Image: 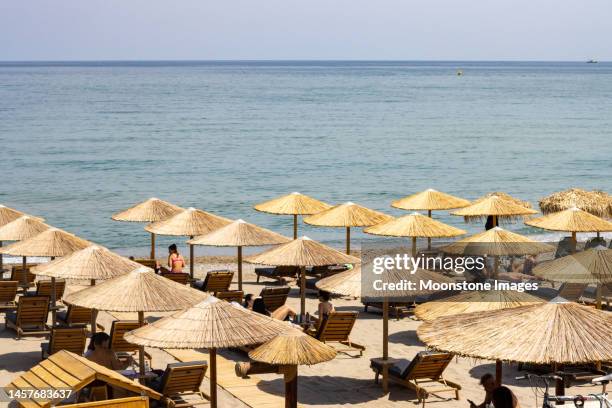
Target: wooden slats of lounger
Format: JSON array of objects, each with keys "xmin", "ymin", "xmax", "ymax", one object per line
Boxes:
[{"xmin": 61, "ymin": 396, "xmax": 149, "ymax": 408}]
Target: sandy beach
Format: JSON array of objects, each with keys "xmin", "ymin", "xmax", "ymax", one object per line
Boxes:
[{"xmin": 1, "ymin": 260, "xmax": 605, "ymax": 408}]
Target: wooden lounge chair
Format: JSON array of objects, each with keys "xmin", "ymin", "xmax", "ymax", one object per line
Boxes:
[
  {"xmin": 215, "ymin": 290, "xmax": 244, "ymax": 303},
  {"xmin": 308, "ymin": 311, "xmax": 365, "ymax": 357},
  {"xmin": 57, "ymin": 304, "xmax": 104, "ymax": 331},
  {"xmin": 29, "ymin": 279, "xmax": 66, "ymax": 301},
  {"xmin": 161, "ymin": 272, "xmax": 191, "ymax": 285},
  {"xmin": 259, "ymin": 286, "xmax": 290, "ymax": 312},
  {"xmin": 194, "ymin": 271, "xmax": 233, "ymax": 293},
  {"xmin": 0, "ymin": 280, "xmax": 18, "ymax": 310},
  {"xmin": 6, "ymin": 264, "xmax": 37, "ymax": 287},
  {"xmin": 151, "ymin": 361, "xmax": 209, "ymax": 407},
  {"xmin": 4, "ymin": 295, "xmax": 49, "ymax": 338},
  {"xmin": 255, "ymin": 265, "xmax": 299, "ymax": 283},
  {"xmin": 363, "ymin": 300, "xmax": 414, "ymax": 320},
  {"xmin": 41, "ymin": 327, "xmax": 87, "ymax": 359},
  {"xmin": 110, "ymin": 320, "xmax": 152, "ymax": 366},
  {"xmin": 558, "ymin": 282, "xmax": 588, "ymax": 302},
  {"xmin": 134, "ymin": 258, "xmax": 157, "ymax": 269},
  {"xmin": 60, "ymin": 396, "xmax": 150, "ymax": 408},
  {"xmin": 370, "ymin": 351, "xmax": 461, "ymax": 407}
]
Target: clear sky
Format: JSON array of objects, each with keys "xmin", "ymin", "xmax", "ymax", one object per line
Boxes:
[{"xmin": 2, "ymin": 0, "xmax": 610, "ymax": 61}]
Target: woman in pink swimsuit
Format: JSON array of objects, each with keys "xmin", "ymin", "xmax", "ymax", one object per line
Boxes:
[{"xmin": 167, "ymin": 244, "xmax": 185, "ymax": 273}]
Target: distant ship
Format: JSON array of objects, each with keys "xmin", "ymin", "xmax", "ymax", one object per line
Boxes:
[{"xmin": 586, "ymin": 59, "xmax": 598, "ymax": 63}]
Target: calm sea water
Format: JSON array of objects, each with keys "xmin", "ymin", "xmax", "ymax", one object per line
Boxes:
[{"xmin": 0, "ymin": 61, "xmax": 611, "ymax": 257}]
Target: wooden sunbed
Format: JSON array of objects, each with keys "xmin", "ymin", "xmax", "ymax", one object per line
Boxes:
[
  {"xmin": 57, "ymin": 304, "xmax": 104, "ymax": 332},
  {"xmin": 363, "ymin": 300, "xmax": 414, "ymax": 320},
  {"xmin": 151, "ymin": 361, "xmax": 209, "ymax": 407},
  {"xmin": 0, "ymin": 280, "xmax": 18, "ymax": 310},
  {"xmin": 255, "ymin": 265, "xmax": 299, "ymax": 283},
  {"xmin": 60, "ymin": 396, "xmax": 150, "ymax": 408},
  {"xmin": 308, "ymin": 311, "xmax": 365, "ymax": 357},
  {"xmin": 134, "ymin": 258, "xmax": 157, "ymax": 269},
  {"xmin": 41, "ymin": 327, "xmax": 87, "ymax": 359},
  {"xmin": 29, "ymin": 279, "xmax": 67, "ymax": 301},
  {"xmin": 215, "ymin": 290, "xmax": 244, "ymax": 303},
  {"xmin": 194, "ymin": 271, "xmax": 234, "ymax": 293},
  {"xmin": 4, "ymin": 295, "xmax": 50, "ymax": 338},
  {"xmin": 6, "ymin": 263, "xmax": 37, "ymax": 287},
  {"xmin": 110, "ymin": 320, "xmax": 151, "ymax": 366},
  {"xmin": 370, "ymin": 351, "xmax": 461, "ymax": 407},
  {"xmin": 259, "ymin": 286, "xmax": 290, "ymax": 312},
  {"xmin": 558, "ymin": 282, "xmax": 588, "ymax": 302},
  {"xmin": 161, "ymin": 272, "xmax": 191, "ymax": 285}
]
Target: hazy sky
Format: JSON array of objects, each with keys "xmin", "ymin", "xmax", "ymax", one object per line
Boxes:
[{"xmin": 2, "ymin": 0, "xmax": 610, "ymax": 61}]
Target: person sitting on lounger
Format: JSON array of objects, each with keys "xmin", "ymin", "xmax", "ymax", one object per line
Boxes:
[
  {"xmin": 252, "ymin": 297, "xmax": 296, "ymax": 321},
  {"xmin": 167, "ymin": 244, "xmax": 185, "ymax": 273},
  {"xmin": 471, "ymin": 374, "xmax": 519, "ymax": 408},
  {"xmin": 242, "ymin": 293, "xmax": 254, "ymax": 309},
  {"xmin": 85, "ymin": 332, "xmax": 131, "ymax": 370},
  {"xmin": 315, "ymin": 291, "xmax": 335, "ymax": 324},
  {"xmin": 491, "ymin": 386, "xmax": 519, "ymax": 408}
]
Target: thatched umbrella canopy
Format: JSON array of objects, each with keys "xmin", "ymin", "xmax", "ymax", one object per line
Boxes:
[
  {"xmin": 451, "ymin": 194, "xmax": 537, "ymax": 227},
  {"xmin": 304, "ymin": 202, "xmax": 392, "ymax": 254},
  {"xmin": 187, "ymin": 219, "xmax": 290, "ymax": 290},
  {"xmin": 246, "ymin": 237, "xmax": 360, "ymax": 316},
  {"xmin": 254, "ymin": 192, "xmax": 331, "ymax": 239},
  {"xmin": 417, "ymin": 299, "xmax": 612, "ymax": 384},
  {"xmin": 442, "ymin": 227, "xmax": 554, "ymax": 278},
  {"xmin": 64, "ymin": 265, "xmax": 207, "ymax": 377},
  {"xmin": 146, "ymin": 207, "xmax": 232, "ymax": 279},
  {"xmin": 392, "ymin": 189, "xmax": 470, "ymax": 211},
  {"xmin": 111, "ymin": 197, "xmax": 183, "ymax": 259},
  {"xmin": 0, "ymin": 205, "xmax": 27, "ymax": 272},
  {"xmin": 533, "ymin": 246, "xmax": 612, "ymax": 308},
  {"xmin": 364, "ymin": 212, "xmax": 466, "ymax": 256},
  {"xmin": 124, "ymin": 296, "xmax": 292, "ymax": 408},
  {"xmin": 539, "ymin": 188, "xmax": 612, "ymax": 219},
  {"xmin": 414, "ymin": 290, "xmax": 544, "ymax": 321},
  {"xmin": 249, "ymin": 331, "xmax": 336, "ymax": 408},
  {"xmin": 0, "ymin": 215, "xmax": 50, "ymax": 242},
  {"xmin": 315, "ymin": 265, "xmax": 361, "ymax": 298},
  {"xmin": 526, "ymin": 207, "xmax": 612, "ymax": 252}
]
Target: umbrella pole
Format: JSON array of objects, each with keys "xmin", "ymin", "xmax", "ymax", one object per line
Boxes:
[
  {"xmin": 492, "ymin": 215, "xmax": 498, "ymax": 228},
  {"xmin": 189, "ymin": 238, "xmax": 194, "ymax": 280},
  {"xmin": 427, "ymin": 210, "xmax": 432, "ymax": 250},
  {"xmin": 210, "ymin": 348, "xmax": 218, "ymax": 408},
  {"xmin": 596, "ymin": 283, "xmax": 602, "ymax": 309},
  {"xmin": 284, "ymin": 365, "xmax": 298, "ymax": 408},
  {"xmin": 411, "ymin": 237, "xmax": 417, "ymax": 258},
  {"xmin": 237, "ymin": 246, "xmax": 243, "ymax": 291},
  {"xmin": 22, "ymin": 256, "xmax": 27, "ymax": 288},
  {"xmin": 495, "ymin": 360, "xmax": 502, "ymax": 387},
  {"xmin": 299, "ymin": 266, "xmax": 306, "ymax": 318},
  {"xmin": 382, "ymin": 297, "xmax": 389, "ymax": 394},
  {"xmin": 0, "ymin": 241, "xmax": 3, "ymax": 273},
  {"xmin": 346, "ymin": 227, "xmax": 351, "ymax": 255},
  {"xmin": 90, "ymin": 279, "xmax": 97, "ymax": 335},
  {"xmin": 494, "ymin": 256, "xmax": 499, "ymax": 279},
  {"xmin": 571, "ymin": 231, "xmax": 577, "ymax": 253},
  {"xmin": 50, "ymin": 277, "xmax": 57, "ymax": 326},
  {"xmin": 150, "ymin": 233, "xmax": 156, "ymax": 260},
  {"xmin": 138, "ymin": 311, "xmax": 146, "ymax": 382},
  {"xmin": 293, "ymin": 215, "xmax": 298, "ymax": 240}
]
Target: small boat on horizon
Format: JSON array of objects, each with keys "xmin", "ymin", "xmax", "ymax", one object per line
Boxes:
[{"xmin": 586, "ymin": 59, "xmax": 598, "ymax": 63}]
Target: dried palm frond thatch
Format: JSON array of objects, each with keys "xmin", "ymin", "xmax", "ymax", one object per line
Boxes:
[
  {"xmin": 417, "ymin": 300, "xmax": 612, "ymax": 364},
  {"xmin": 539, "ymin": 189, "xmax": 612, "ymax": 218},
  {"xmin": 414, "ymin": 290, "xmax": 544, "ymax": 321},
  {"xmin": 249, "ymin": 331, "xmax": 337, "ymax": 366},
  {"xmin": 145, "ymin": 207, "xmax": 231, "ymax": 237},
  {"xmin": 245, "ymin": 237, "xmax": 360, "ymax": 266},
  {"xmin": 0, "ymin": 205, "xmax": 26, "ymax": 227},
  {"xmin": 442, "ymin": 227, "xmax": 555, "ymax": 256},
  {"xmin": 304, "ymin": 202, "xmax": 392, "ymax": 227},
  {"xmin": 451, "ymin": 194, "xmax": 537, "ymax": 223},
  {"xmin": 32, "ymin": 245, "xmax": 142, "ymax": 281},
  {"xmin": 525, "ymin": 207, "xmax": 612, "ymax": 233},
  {"xmin": 63, "ymin": 266, "xmax": 207, "ymax": 312},
  {"xmin": 0, "ymin": 215, "xmax": 50, "ymax": 242},
  {"xmin": 364, "ymin": 212, "xmax": 466, "ymax": 238},
  {"xmin": 0, "ymin": 227, "xmax": 92, "ymax": 257},
  {"xmin": 533, "ymin": 246, "xmax": 612, "ymax": 284},
  {"xmin": 188, "ymin": 219, "xmax": 289, "ymax": 247},
  {"xmin": 254, "ymin": 192, "xmax": 331, "ymax": 215},
  {"xmin": 111, "ymin": 197, "xmax": 183, "ymax": 222},
  {"xmin": 392, "ymin": 189, "xmax": 471, "ymax": 211},
  {"xmin": 315, "ymin": 265, "xmax": 362, "ymax": 297}
]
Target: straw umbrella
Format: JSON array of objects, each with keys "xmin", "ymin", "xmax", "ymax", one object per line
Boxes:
[
  {"xmin": 124, "ymin": 296, "xmax": 292, "ymax": 408},
  {"xmin": 417, "ymin": 299, "xmax": 612, "ymax": 386},
  {"xmin": 254, "ymin": 192, "xmax": 331, "ymax": 239},
  {"xmin": 112, "ymin": 198, "xmax": 183, "ymax": 259},
  {"xmin": 0, "ymin": 205, "xmax": 27, "ymax": 272},
  {"xmin": 391, "ymin": 189, "xmax": 471, "ymax": 249},
  {"xmin": 539, "ymin": 188, "xmax": 612, "ymax": 219},
  {"xmin": 533, "ymin": 246, "xmax": 612, "ymax": 308},
  {"xmin": 452, "ymin": 194, "xmax": 537, "ymax": 227},
  {"xmin": 364, "ymin": 212, "xmax": 466, "ymax": 257},
  {"xmin": 145, "ymin": 207, "xmax": 232, "ymax": 279},
  {"xmin": 32, "ymin": 245, "xmax": 144, "ymax": 330},
  {"xmin": 414, "ymin": 290, "xmax": 544, "ymax": 321},
  {"xmin": 315, "ymin": 265, "xmax": 362, "ymax": 298},
  {"xmin": 361, "ymin": 261, "xmax": 455, "ymax": 394},
  {"xmin": 526, "ymin": 207, "xmax": 612, "ymax": 253},
  {"xmin": 63, "ymin": 266, "xmax": 207, "ymax": 379},
  {"xmin": 443, "ymin": 227, "xmax": 554, "ymax": 277},
  {"xmin": 304, "ymin": 202, "xmax": 392, "ymax": 254},
  {"xmin": 246, "ymin": 237, "xmax": 360, "ymax": 316},
  {"xmin": 249, "ymin": 331, "xmax": 337, "ymax": 408},
  {"xmin": 187, "ymin": 219, "xmax": 290, "ymax": 291}
]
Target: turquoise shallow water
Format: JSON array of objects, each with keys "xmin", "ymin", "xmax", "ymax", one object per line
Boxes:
[{"xmin": 0, "ymin": 61, "xmax": 610, "ymax": 256}]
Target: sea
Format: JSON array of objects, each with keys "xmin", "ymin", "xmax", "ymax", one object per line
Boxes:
[{"xmin": 0, "ymin": 61, "xmax": 611, "ymax": 259}]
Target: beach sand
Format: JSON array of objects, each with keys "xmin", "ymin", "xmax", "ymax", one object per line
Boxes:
[{"xmin": 0, "ymin": 261, "xmax": 605, "ymax": 408}]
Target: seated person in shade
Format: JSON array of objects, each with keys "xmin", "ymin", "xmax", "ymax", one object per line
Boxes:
[
  {"xmin": 242, "ymin": 293, "xmax": 254, "ymax": 310},
  {"xmin": 470, "ymin": 374, "xmax": 519, "ymax": 408},
  {"xmin": 167, "ymin": 244, "xmax": 185, "ymax": 273},
  {"xmin": 314, "ymin": 291, "xmax": 335, "ymax": 324},
  {"xmin": 85, "ymin": 332, "xmax": 131, "ymax": 370},
  {"xmin": 252, "ymin": 297, "xmax": 296, "ymax": 321},
  {"xmin": 491, "ymin": 385, "xmax": 520, "ymax": 408}
]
